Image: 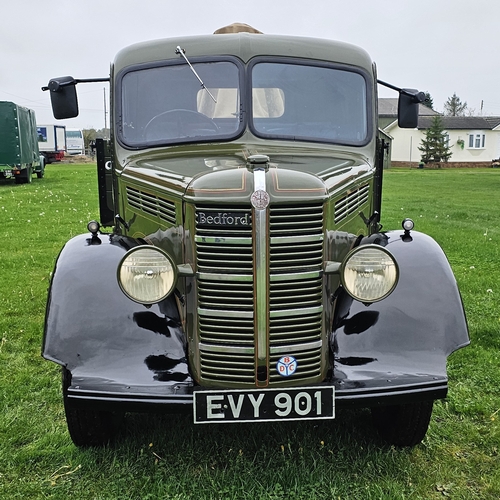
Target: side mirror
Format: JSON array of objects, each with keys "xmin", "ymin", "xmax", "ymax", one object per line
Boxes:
[
  {"xmin": 398, "ymin": 89, "xmax": 425, "ymax": 128},
  {"xmin": 43, "ymin": 76, "xmax": 79, "ymax": 119}
]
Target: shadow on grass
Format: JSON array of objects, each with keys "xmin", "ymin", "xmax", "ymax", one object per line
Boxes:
[{"xmin": 111, "ymin": 407, "xmax": 387, "ymax": 458}]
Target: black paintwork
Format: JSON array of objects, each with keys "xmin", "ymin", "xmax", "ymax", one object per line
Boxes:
[
  {"xmin": 43, "ymin": 226, "xmax": 468, "ymax": 412},
  {"xmin": 43, "ymin": 233, "xmax": 192, "ymax": 411},
  {"xmin": 331, "ymin": 229, "xmax": 469, "ymax": 406}
]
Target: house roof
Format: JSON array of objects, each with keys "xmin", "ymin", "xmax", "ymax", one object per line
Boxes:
[
  {"xmin": 484, "ymin": 116, "xmax": 500, "ymax": 129},
  {"xmin": 417, "ymin": 116, "xmax": 500, "ymax": 130},
  {"xmin": 378, "ymin": 98, "xmax": 439, "ymax": 117}
]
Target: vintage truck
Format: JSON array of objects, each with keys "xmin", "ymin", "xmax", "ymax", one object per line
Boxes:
[
  {"xmin": 0, "ymin": 101, "xmax": 45, "ymax": 183},
  {"xmin": 42, "ymin": 23, "xmax": 469, "ymax": 447}
]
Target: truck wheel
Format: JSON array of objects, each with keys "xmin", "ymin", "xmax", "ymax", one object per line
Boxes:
[
  {"xmin": 36, "ymin": 169, "xmax": 44, "ymax": 179},
  {"xmin": 371, "ymin": 400, "xmax": 434, "ymax": 447},
  {"xmin": 62, "ymin": 367, "xmax": 120, "ymax": 447}
]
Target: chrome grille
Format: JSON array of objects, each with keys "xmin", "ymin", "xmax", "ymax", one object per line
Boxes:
[
  {"xmin": 270, "ymin": 205, "xmax": 323, "ymax": 237},
  {"xmin": 195, "ymin": 202, "xmax": 324, "ymax": 386},
  {"xmin": 269, "ymin": 277, "xmax": 323, "ymax": 312},
  {"xmin": 126, "ymin": 187, "xmax": 176, "ymax": 224},
  {"xmin": 334, "ymin": 184, "xmax": 369, "ymax": 224},
  {"xmin": 199, "ymin": 349, "xmax": 255, "ymax": 383}
]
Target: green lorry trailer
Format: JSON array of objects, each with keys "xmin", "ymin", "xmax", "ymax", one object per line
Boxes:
[{"xmin": 0, "ymin": 101, "xmax": 45, "ymax": 184}]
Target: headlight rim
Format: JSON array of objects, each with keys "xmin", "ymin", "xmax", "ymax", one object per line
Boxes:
[
  {"xmin": 340, "ymin": 244, "xmax": 399, "ymax": 303},
  {"xmin": 117, "ymin": 245, "xmax": 177, "ymax": 305}
]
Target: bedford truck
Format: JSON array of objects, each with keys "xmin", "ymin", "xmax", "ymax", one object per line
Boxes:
[
  {"xmin": 41, "ymin": 23, "xmax": 469, "ymax": 447},
  {"xmin": 0, "ymin": 101, "xmax": 45, "ymax": 184}
]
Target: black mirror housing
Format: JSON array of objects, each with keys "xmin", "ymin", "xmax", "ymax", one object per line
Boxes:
[
  {"xmin": 45, "ymin": 76, "xmax": 79, "ymax": 119},
  {"xmin": 398, "ymin": 89, "xmax": 425, "ymax": 129}
]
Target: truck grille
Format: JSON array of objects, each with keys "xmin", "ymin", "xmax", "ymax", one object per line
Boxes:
[{"xmin": 195, "ymin": 203, "xmax": 324, "ymax": 386}]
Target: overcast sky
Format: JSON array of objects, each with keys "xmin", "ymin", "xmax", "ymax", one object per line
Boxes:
[{"xmin": 2, "ymin": 0, "xmax": 499, "ymax": 130}]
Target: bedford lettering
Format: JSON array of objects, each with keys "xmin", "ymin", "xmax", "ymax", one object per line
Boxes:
[{"xmin": 197, "ymin": 212, "xmax": 250, "ymax": 227}]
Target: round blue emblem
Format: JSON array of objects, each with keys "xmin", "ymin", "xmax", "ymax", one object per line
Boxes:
[{"xmin": 276, "ymin": 356, "xmax": 297, "ymax": 377}]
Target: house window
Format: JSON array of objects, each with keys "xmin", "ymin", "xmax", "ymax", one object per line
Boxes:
[{"xmin": 468, "ymin": 132, "xmax": 485, "ymax": 149}]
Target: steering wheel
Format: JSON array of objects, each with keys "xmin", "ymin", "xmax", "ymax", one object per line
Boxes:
[{"xmin": 144, "ymin": 109, "xmax": 219, "ymax": 141}]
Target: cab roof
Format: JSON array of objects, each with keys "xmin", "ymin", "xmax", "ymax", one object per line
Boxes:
[{"xmin": 113, "ymin": 29, "xmax": 374, "ymax": 75}]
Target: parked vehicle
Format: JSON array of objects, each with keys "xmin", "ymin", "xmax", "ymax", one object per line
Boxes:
[
  {"xmin": 66, "ymin": 128, "xmax": 85, "ymax": 155},
  {"xmin": 37, "ymin": 124, "xmax": 66, "ymax": 163},
  {"xmin": 0, "ymin": 101, "xmax": 45, "ymax": 184},
  {"xmin": 42, "ymin": 24, "xmax": 469, "ymax": 447}
]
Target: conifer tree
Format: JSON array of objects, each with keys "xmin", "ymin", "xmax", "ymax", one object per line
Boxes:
[
  {"xmin": 444, "ymin": 93, "xmax": 467, "ymax": 116},
  {"xmin": 418, "ymin": 116, "xmax": 452, "ymax": 163}
]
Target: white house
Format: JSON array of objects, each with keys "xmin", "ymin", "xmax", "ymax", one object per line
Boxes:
[{"xmin": 379, "ymin": 98, "xmax": 500, "ymax": 165}]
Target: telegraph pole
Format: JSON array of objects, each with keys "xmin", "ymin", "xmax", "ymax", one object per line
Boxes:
[{"xmin": 103, "ymin": 87, "xmax": 108, "ymax": 139}]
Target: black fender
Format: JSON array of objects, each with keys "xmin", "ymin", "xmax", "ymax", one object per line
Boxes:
[
  {"xmin": 43, "ymin": 233, "xmax": 192, "ymax": 407},
  {"xmin": 331, "ymin": 230, "xmax": 469, "ymax": 400}
]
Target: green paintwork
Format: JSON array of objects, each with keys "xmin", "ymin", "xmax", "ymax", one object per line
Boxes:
[
  {"xmin": 109, "ymin": 31, "xmax": 379, "ymax": 389},
  {"xmin": 0, "ymin": 101, "xmax": 41, "ymax": 170}
]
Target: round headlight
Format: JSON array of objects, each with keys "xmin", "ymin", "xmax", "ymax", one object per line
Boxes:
[
  {"xmin": 117, "ymin": 246, "xmax": 177, "ymax": 304},
  {"xmin": 341, "ymin": 245, "xmax": 399, "ymax": 303}
]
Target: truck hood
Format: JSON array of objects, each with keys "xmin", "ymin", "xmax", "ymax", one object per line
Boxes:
[{"xmin": 121, "ymin": 149, "xmax": 373, "ymax": 202}]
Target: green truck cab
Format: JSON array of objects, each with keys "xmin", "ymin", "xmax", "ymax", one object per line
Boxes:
[
  {"xmin": 42, "ymin": 24, "xmax": 469, "ymax": 447},
  {"xmin": 0, "ymin": 101, "xmax": 45, "ymax": 183}
]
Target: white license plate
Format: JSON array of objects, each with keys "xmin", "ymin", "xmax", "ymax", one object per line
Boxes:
[{"xmin": 193, "ymin": 386, "xmax": 335, "ymax": 423}]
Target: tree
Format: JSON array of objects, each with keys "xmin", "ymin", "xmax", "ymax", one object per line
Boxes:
[
  {"xmin": 82, "ymin": 128, "xmax": 97, "ymax": 150},
  {"xmin": 418, "ymin": 115, "xmax": 452, "ymax": 164},
  {"xmin": 422, "ymin": 91, "xmax": 434, "ymax": 110},
  {"xmin": 444, "ymin": 93, "xmax": 467, "ymax": 116}
]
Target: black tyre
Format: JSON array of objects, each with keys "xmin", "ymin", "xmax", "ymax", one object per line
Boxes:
[
  {"xmin": 36, "ymin": 169, "xmax": 44, "ymax": 179},
  {"xmin": 62, "ymin": 367, "xmax": 120, "ymax": 447},
  {"xmin": 371, "ymin": 400, "xmax": 434, "ymax": 447},
  {"xmin": 15, "ymin": 166, "xmax": 33, "ymax": 184}
]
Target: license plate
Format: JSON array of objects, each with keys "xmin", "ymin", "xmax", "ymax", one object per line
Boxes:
[{"xmin": 193, "ymin": 386, "xmax": 335, "ymax": 423}]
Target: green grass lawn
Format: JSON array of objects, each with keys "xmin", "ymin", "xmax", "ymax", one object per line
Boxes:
[{"xmin": 0, "ymin": 165, "xmax": 499, "ymax": 499}]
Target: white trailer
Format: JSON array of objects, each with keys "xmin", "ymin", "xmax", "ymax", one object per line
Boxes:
[
  {"xmin": 66, "ymin": 128, "xmax": 85, "ymax": 155},
  {"xmin": 37, "ymin": 124, "xmax": 66, "ymax": 162}
]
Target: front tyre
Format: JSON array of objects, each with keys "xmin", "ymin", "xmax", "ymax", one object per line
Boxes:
[
  {"xmin": 371, "ymin": 400, "xmax": 434, "ymax": 447},
  {"xmin": 62, "ymin": 367, "xmax": 120, "ymax": 447}
]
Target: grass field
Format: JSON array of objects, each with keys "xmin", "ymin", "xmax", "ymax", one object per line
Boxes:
[{"xmin": 0, "ymin": 165, "xmax": 499, "ymax": 499}]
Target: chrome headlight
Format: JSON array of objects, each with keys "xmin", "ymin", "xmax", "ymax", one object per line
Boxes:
[
  {"xmin": 117, "ymin": 246, "xmax": 177, "ymax": 304},
  {"xmin": 341, "ymin": 245, "xmax": 398, "ymax": 302}
]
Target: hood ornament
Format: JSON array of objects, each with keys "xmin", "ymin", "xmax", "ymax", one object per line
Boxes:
[{"xmin": 251, "ymin": 189, "xmax": 270, "ymax": 210}]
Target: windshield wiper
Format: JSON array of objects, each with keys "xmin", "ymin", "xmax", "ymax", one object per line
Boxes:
[{"xmin": 175, "ymin": 46, "xmax": 217, "ymax": 103}]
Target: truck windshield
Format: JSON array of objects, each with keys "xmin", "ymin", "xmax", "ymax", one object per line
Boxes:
[
  {"xmin": 251, "ymin": 62, "xmax": 369, "ymax": 145},
  {"xmin": 119, "ymin": 59, "xmax": 369, "ymax": 148},
  {"xmin": 120, "ymin": 60, "xmax": 242, "ymax": 147}
]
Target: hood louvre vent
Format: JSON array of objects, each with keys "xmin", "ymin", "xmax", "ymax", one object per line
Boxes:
[
  {"xmin": 334, "ymin": 184, "xmax": 370, "ymax": 224},
  {"xmin": 126, "ymin": 187, "xmax": 176, "ymax": 225}
]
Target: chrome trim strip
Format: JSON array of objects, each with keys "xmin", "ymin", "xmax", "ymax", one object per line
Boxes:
[
  {"xmin": 197, "ymin": 273, "xmax": 253, "ymax": 282},
  {"xmin": 270, "ymin": 306, "xmax": 324, "ymax": 318},
  {"xmin": 270, "ymin": 340, "xmax": 323, "ymax": 354},
  {"xmin": 198, "ymin": 308, "xmax": 254, "ymax": 319},
  {"xmin": 199, "ymin": 343, "xmax": 255, "ymax": 354},
  {"xmin": 270, "ymin": 271, "xmax": 322, "ymax": 282},
  {"xmin": 253, "ymin": 168, "xmax": 269, "ymax": 374},
  {"xmin": 270, "ymin": 234, "xmax": 324, "ymax": 245},
  {"xmin": 195, "ymin": 236, "xmax": 253, "ymax": 244}
]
